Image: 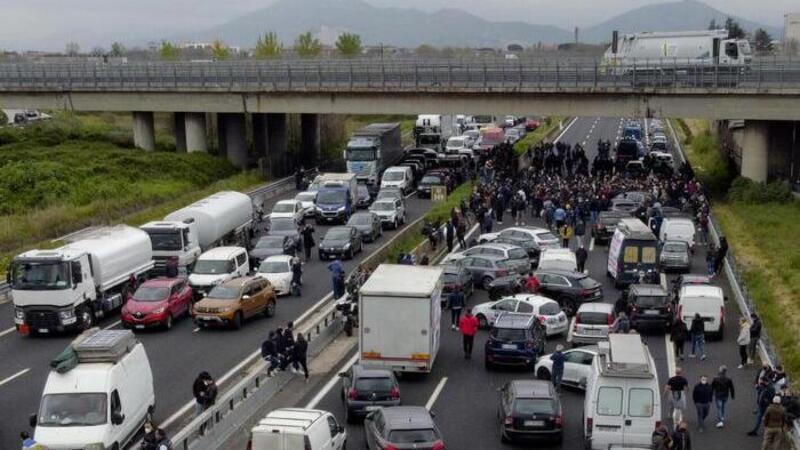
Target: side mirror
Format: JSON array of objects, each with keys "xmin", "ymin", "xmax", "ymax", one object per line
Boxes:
[
  {"xmin": 338, "ymin": 425, "xmax": 345, "ymax": 433},
  {"xmin": 29, "ymin": 413, "xmax": 37, "ymax": 428},
  {"xmin": 111, "ymin": 411, "xmax": 125, "ymax": 425},
  {"xmin": 71, "ymin": 264, "xmax": 83, "ymax": 284}
]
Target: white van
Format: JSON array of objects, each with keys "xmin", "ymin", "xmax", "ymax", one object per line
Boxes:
[
  {"xmin": 188, "ymin": 246, "xmax": 250, "ymax": 299},
  {"xmin": 659, "ymin": 217, "xmax": 696, "ymax": 250},
  {"xmin": 33, "ymin": 330, "xmax": 155, "ymax": 450},
  {"xmin": 538, "ymin": 248, "xmax": 577, "ymax": 272},
  {"xmin": 249, "ymin": 408, "xmax": 347, "ymax": 450},
  {"xmin": 678, "ymin": 284, "xmax": 725, "ymax": 339},
  {"xmin": 584, "ymin": 334, "xmax": 661, "ymax": 450},
  {"xmin": 381, "ymin": 166, "xmax": 414, "ymax": 194}
]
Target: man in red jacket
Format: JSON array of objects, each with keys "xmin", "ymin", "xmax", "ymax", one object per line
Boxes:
[{"xmin": 459, "ymin": 308, "xmax": 479, "ymax": 359}]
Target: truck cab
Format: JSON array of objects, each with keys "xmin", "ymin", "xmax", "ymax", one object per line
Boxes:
[{"xmin": 140, "ymin": 220, "xmax": 201, "ymax": 274}]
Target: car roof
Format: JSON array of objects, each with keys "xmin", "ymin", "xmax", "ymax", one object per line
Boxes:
[
  {"xmin": 679, "ymin": 274, "xmax": 712, "ymax": 285},
  {"xmin": 663, "ymin": 240, "xmax": 689, "ymax": 247},
  {"xmin": 471, "ymin": 243, "xmax": 522, "ymax": 252},
  {"xmin": 219, "ymin": 276, "xmax": 256, "ymax": 288},
  {"xmin": 680, "ymin": 285, "xmax": 723, "ymax": 298},
  {"xmin": 327, "ymin": 226, "xmax": 355, "ymax": 233},
  {"xmin": 577, "ymin": 302, "xmax": 614, "ymax": 313},
  {"xmin": 264, "ymin": 255, "xmax": 293, "ymax": 263},
  {"xmin": 494, "ymin": 312, "xmax": 536, "ymax": 329},
  {"xmin": 511, "ymin": 379, "xmax": 554, "ymax": 398},
  {"xmin": 381, "ymin": 406, "xmax": 435, "ymax": 429},
  {"xmin": 629, "ymin": 284, "xmax": 668, "ymax": 296},
  {"xmin": 200, "ymin": 246, "xmax": 245, "ymax": 259},
  {"xmin": 535, "ymin": 268, "xmax": 585, "ymax": 278},
  {"xmin": 275, "ymin": 199, "xmax": 297, "ymax": 205},
  {"xmin": 140, "ymin": 277, "xmax": 180, "ymax": 288},
  {"xmin": 350, "ymin": 211, "xmax": 376, "ymax": 218},
  {"xmin": 352, "ymin": 364, "xmax": 394, "ymax": 378},
  {"xmin": 510, "ymin": 294, "xmax": 557, "ymax": 307}
]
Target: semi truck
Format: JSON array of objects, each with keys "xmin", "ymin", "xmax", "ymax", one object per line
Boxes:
[
  {"xmin": 344, "ymin": 123, "xmax": 403, "ymax": 186},
  {"xmin": 10, "ymin": 225, "xmax": 155, "ymax": 334},
  {"xmin": 359, "ymin": 264, "xmax": 444, "ymax": 374},
  {"xmin": 603, "ymin": 29, "xmax": 752, "ymax": 79},
  {"xmin": 414, "ymin": 114, "xmax": 454, "ymax": 152},
  {"xmin": 139, "ymin": 191, "xmax": 254, "ymax": 273},
  {"xmin": 310, "ymin": 173, "xmax": 358, "ymax": 224}
]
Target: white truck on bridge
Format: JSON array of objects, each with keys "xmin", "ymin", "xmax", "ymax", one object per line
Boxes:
[
  {"xmin": 139, "ymin": 191, "xmax": 254, "ymax": 273},
  {"xmin": 10, "ymin": 225, "xmax": 154, "ymax": 334},
  {"xmin": 359, "ymin": 264, "xmax": 444, "ymax": 374}
]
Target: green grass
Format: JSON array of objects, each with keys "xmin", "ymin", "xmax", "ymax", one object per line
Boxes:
[
  {"xmin": 513, "ymin": 117, "xmax": 564, "ymax": 156},
  {"xmin": 670, "ymin": 119, "xmax": 733, "ymax": 195}
]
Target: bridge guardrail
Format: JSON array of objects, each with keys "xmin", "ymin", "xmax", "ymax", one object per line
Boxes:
[{"xmin": 2, "ymin": 60, "xmax": 800, "ymax": 92}]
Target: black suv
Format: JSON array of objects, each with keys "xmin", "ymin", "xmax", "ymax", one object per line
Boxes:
[
  {"xmin": 339, "ymin": 364, "xmax": 400, "ymax": 423},
  {"xmin": 485, "ymin": 312, "xmax": 546, "ymax": 370},
  {"xmin": 534, "ymin": 269, "xmax": 603, "ymax": 317},
  {"xmin": 628, "ymin": 284, "xmax": 672, "ymax": 331},
  {"xmin": 592, "ymin": 211, "xmax": 629, "ymax": 244},
  {"xmin": 498, "ymin": 379, "xmax": 563, "ymax": 444}
]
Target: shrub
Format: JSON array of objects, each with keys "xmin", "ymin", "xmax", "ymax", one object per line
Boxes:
[{"xmin": 727, "ymin": 177, "xmax": 794, "ymax": 204}]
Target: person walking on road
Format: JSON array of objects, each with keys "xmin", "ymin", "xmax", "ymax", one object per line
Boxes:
[
  {"xmin": 749, "ymin": 313, "xmax": 762, "ymax": 365},
  {"xmin": 748, "ymin": 378, "xmax": 776, "ymax": 436},
  {"xmin": 448, "ymin": 286, "xmax": 465, "ymax": 331},
  {"xmin": 328, "ymin": 258, "xmax": 345, "ymax": 299},
  {"xmin": 292, "ymin": 332, "xmax": 309, "ymax": 381},
  {"xmin": 559, "ymin": 223, "xmax": 573, "ymax": 248},
  {"xmin": 671, "ymin": 319, "xmax": 689, "ymax": 361},
  {"xmin": 524, "ymin": 272, "xmax": 540, "ymax": 294},
  {"xmin": 550, "ymin": 345, "xmax": 566, "ymax": 392},
  {"xmin": 760, "ymin": 396, "xmax": 786, "ymax": 449},
  {"xmin": 301, "ymin": 223, "xmax": 315, "ymax": 261},
  {"xmin": 445, "ymin": 220, "xmax": 455, "ymax": 253},
  {"xmin": 671, "ymin": 421, "xmax": 692, "ymax": 450},
  {"xmin": 712, "ymin": 365, "xmax": 735, "ymax": 428},
  {"xmin": 737, "ymin": 317, "xmax": 751, "ymax": 369},
  {"xmin": 665, "ymin": 367, "xmax": 689, "ymax": 426},
  {"xmin": 706, "ymin": 243, "xmax": 717, "ymax": 277},
  {"xmin": 575, "ymin": 244, "xmax": 588, "ymax": 273},
  {"xmin": 692, "ymin": 375, "xmax": 713, "ymax": 432},
  {"xmin": 715, "ymin": 236, "xmax": 729, "ymax": 274},
  {"xmin": 689, "ymin": 313, "xmax": 707, "ymax": 360},
  {"xmin": 611, "ymin": 311, "xmax": 631, "ymax": 334},
  {"xmin": 459, "ymin": 308, "xmax": 479, "ymax": 359}
]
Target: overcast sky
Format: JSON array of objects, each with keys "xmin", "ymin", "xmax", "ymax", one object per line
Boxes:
[{"xmin": 0, "ymin": 0, "xmax": 793, "ymax": 51}]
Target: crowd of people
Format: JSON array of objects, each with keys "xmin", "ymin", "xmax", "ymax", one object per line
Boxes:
[{"xmin": 259, "ymin": 321, "xmax": 310, "ymax": 380}]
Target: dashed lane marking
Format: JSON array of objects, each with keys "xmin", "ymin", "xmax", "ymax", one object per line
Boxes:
[
  {"xmin": 425, "ymin": 377, "xmax": 449, "ymax": 411},
  {"xmin": 0, "ymin": 368, "xmax": 30, "ymax": 387},
  {"xmin": 305, "ymin": 353, "xmax": 359, "ymax": 409},
  {"xmin": 0, "ymin": 327, "xmax": 16, "ymax": 338}
]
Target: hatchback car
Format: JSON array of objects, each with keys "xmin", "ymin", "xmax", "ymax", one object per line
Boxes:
[
  {"xmin": 443, "ymin": 243, "xmax": 530, "ymax": 274},
  {"xmin": 659, "ymin": 240, "xmax": 690, "ymax": 273},
  {"xmin": 121, "ymin": 278, "xmax": 192, "ymax": 330},
  {"xmin": 592, "ymin": 211, "xmax": 629, "ymax": 244},
  {"xmin": 498, "ymin": 380, "xmax": 563, "ymax": 444},
  {"xmin": 534, "ymin": 269, "xmax": 603, "ymax": 317},
  {"xmin": 568, "ymin": 303, "xmax": 614, "ymax": 346},
  {"xmin": 266, "ymin": 217, "xmax": 302, "ymax": 252},
  {"xmin": 339, "ymin": 365, "xmax": 401, "ymax": 423},
  {"xmin": 319, "ymin": 226, "xmax": 363, "ymax": 260},
  {"xmin": 294, "ymin": 191, "xmax": 317, "ymax": 217},
  {"xmin": 255, "ymin": 255, "xmax": 295, "ymax": 296},
  {"xmin": 479, "ymin": 227, "xmax": 560, "ymax": 262},
  {"xmin": 375, "ymin": 187, "xmax": 403, "ymax": 203},
  {"xmin": 473, "ymin": 295, "xmax": 567, "ymax": 336},
  {"xmin": 628, "ymin": 284, "xmax": 672, "ymax": 331},
  {"xmin": 369, "ymin": 198, "xmax": 406, "ymax": 230},
  {"xmin": 534, "ymin": 346, "xmax": 598, "ymax": 390},
  {"xmin": 364, "ymin": 406, "xmax": 446, "ymax": 450},
  {"xmin": 348, "ymin": 211, "xmax": 383, "ymax": 243},
  {"xmin": 355, "ymin": 184, "xmax": 373, "ymax": 208},
  {"xmin": 270, "ymin": 199, "xmax": 304, "ymax": 224},
  {"xmin": 192, "ymin": 276, "xmax": 276, "ymax": 329},
  {"xmin": 441, "ymin": 262, "xmax": 474, "ymax": 305},
  {"xmin": 249, "ymin": 235, "xmax": 295, "ymax": 267},
  {"xmin": 485, "ymin": 312, "xmax": 547, "ymax": 370},
  {"xmin": 458, "ymin": 254, "xmax": 515, "ymax": 288}
]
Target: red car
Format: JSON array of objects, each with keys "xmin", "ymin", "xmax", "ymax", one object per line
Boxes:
[
  {"xmin": 525, "ymin": 118, "xmax": 541, "ymax": 131},
  {"xmin": 121, "ymin": 278, "xmax": 192, "ymax": 330}
]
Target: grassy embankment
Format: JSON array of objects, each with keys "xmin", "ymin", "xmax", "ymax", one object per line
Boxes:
[
  {"xmin": 513, "ymin": 117, "xmax": 564, "ymax": 157},
  {"xmin": 672, "ymin": 118, "xmax": 800, "ymax": 377}
]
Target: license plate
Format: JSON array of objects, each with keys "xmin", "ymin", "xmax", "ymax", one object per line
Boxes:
[
  {"xmin": 135, "ymin": 324, "xmax": 145, "ymax": 329},
  {"xmin": 644, "ymin": 309, "xmax": 660, "ymax": 315},
  {"xmin": 524, "ymin": 420, "xmax": 544, "ymax": 427},
  {"xmin": 502, "ymin": 344, "xmax": 518, "ymax": 350},
  {"xmin": 583, "ymin": 329, "xmax": 603, "ymax": 335},
  {"xmin": 38, "ymin": 328, "xmax": 49, "ymax": 334},
  {"xmin": 197, "ymin": 315, "xmax": 214, "ymax": 321}
]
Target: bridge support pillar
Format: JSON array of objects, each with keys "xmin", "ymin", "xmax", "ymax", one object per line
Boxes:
[
  {"xmin": 300, "ymin": 113, "xmax": 321, "ymax": 170},
  {"xmin": 219, "ymin": 113, "xmax": 248, "ymax": 169},
  {"xmin": 253, "ymin": 113, "xmax": 269, "ymax": 176},
  {"xmin": 267, "ymin": 113, "xmax": 288, "ymax": 177},
  {"xmin": 174, "ymin": 112, "xmax": 186, "ymax": 152},
  {"xmin": 132, "ymin": 111, "xmax": 155, "ymax": 151},
  {"xmin": 185, "ymin": 112, "xmax": 208, "ymax": 153},
  {"xmin": 741, "ymin": 120, "xmax": 769, "ymax": 183}
]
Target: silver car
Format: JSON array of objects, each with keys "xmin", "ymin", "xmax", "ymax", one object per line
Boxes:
[
  {"xmin": 364, "ymin": 406, "xmax": 444, "ymax": 450},
  {"xmin": 569, "ymin": 302, "xmax": 615, "ymax": 346},
  {"xmin": 443, "ymin": 243, "xmax": 530, "ymax": 274},
  {"xmin": 659, "ymin": 240, "xmax": 690, "ymax": 273}
]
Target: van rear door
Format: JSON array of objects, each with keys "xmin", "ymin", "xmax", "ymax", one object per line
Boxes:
[
  {"xmin": 591, "ymin": 384, "xmax": 625, "ymax": 448},
  {"xmin": 681, "ymin": 297, "xmax": 722, "ymax": 332},
  {"xmin": 623, "ymin": 386, "xmax": 658, "ymax": 447},
  {"xmin": 252, "ymin": 432, "xmax": 305, "ymax": 450}
]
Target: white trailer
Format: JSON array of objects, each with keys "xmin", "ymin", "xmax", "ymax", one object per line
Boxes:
[
  {"xmin": 414, "ymin": 114, "xmax": 454, "ymax": 152},
  {"xmin": 10, "ymin": 225, "xmax": 154, "ymax": 334},
  {"xmin": 140, "ymin": 191, "xmax": 254, "ymax": 272},
  {"xmin": 358, "ymin": 264, "xmax": 443, "ymax": 374}
]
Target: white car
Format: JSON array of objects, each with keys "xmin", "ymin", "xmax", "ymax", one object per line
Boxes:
[
  {"xmin": 294, "ymin": 191, "xmax": 317, "ymax": 217},
  {"xmin": 445, "ymin": 136, "xmax": 474, "ymax": 157},
  {"xmin": 270, "ymin": 199, "xmax": 304, "ymax": 224},
  {"xmin": 256, "ymin": 255, "xmax": 295, "ymax": 296},
  {"xmin": 472, "ymin": 294, "xmax": 568, "ymax": 336},
  {"xmin": 369, "ymin": 198, "xmax": 406, "ymax": 229},
  {"xmin": 534, "ymin": 346, "xmax": 599, "ymax": 389},
  {"xmin": 538, "ymin": 248, "xmax": 578, "ymax": 272},
  {"xmin": 462, "ymin": 129, "xmax": 480, "ymax": 145}
]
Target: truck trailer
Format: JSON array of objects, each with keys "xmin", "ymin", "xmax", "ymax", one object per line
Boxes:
[
  {"xmin": 359, "ymin": 264, "xmax": 444, "ymax": 373},
  {"xmin": 10, "ymin": 225, "xmax": 155, "ymax": 334},
  {"xmin": 414, "ymin": 114, "xmax": 454, "ymax": 152},
  {"xmin": 345, "ymin": 123, "xmax": 403, "ymax": 186}
]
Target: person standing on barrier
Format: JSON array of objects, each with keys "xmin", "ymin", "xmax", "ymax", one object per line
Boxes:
[
  {"xmin": 261, "ymin": 330, "xmax": 279, "ymax": 377},
  {"xmin": 293, "ymin": 332, "xmax": 309, "ymax": 382}
]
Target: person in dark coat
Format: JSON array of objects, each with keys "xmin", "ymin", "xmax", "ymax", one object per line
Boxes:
[
  {"xmin": 693, "ymin": 376, "xmax": 713, "ymax": 431},
  {"xmin": 711, "ymin": 365, "xmax": 735, "ymax": 428},
  {"xmin": 671, "ymin": 319, "xmax": 689, "ymax": 361},
  {"xmin": 671, "ymin": 421, "xmax": 692, "ymax": 450},
  {"xmin": 448, "ymin": 287, "xmax": 465, "ymax": 331},
  {"xmin": 715, "ymin": 236, "xmax": 728, "ymax": 274},
  {"xmin": 550, "ymin": 345, "xmax": 566, "ymax": 392},
  {"xmin": 301, "ymin": 224, "xmax": 315, "ymax": 260},
  {"xmin": 261, "ymin": 331, "xmax": 279, "ymax": 377},
  {"xmin": 445, "ymin": 221, "xmax": 455, "ymax": 253},
  {"xmin": 689, "ymin": 313, "xmax": 706, "ymax": 360},
  {"xmin": 575, "ymin": 244, "xmax": 588, "ymax": 273},
  {"xmin": 282, "ymin": 327, "xmax": 295, "ymax": 371},
  {"xmin": 192, "ymin": 371, "xmax": 217, "ymax": 417},
  {"xmin": 292, "ymin": 332, "xmax": 309, "ymax": 381}
]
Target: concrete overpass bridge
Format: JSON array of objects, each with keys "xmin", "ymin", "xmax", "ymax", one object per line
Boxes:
[{"xmin": 1, "ymin": 60, "xmax": 798, "ymax": 181}]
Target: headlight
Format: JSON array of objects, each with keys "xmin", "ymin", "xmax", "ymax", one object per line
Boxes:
[
  {"xmin": 58, "ymin": 309, "xmax": 75, "ymax": 320},
  {"xmin": 14, "ymin": 308, "xmax": 24, "ymax": 320},
  {"xmin": 343, "ymin": 243, "xmax": 351, "ymax": 249},
  {"xmin": 337, "ymin": 206, "xmax": 346, "ymax": 212},
  {"xmin": 220, "ymin": 307, "xmax": 233, "ymax": 313},
  {"xmin": 83, "ymin": 444, "xmax": 104, "ymax": 450},
  {"xmin": 152, "ymin": 307, "xmax": 165, "ymax": 315}
]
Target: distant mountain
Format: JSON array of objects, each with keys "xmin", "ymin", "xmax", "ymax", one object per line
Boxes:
[
  {"xmin": 179, "ymin": 0, "xmax": 573, "ymax": 48},
  {"xmin": 581, "ymin": 0, "xmax": 781, "ymax": 44}
]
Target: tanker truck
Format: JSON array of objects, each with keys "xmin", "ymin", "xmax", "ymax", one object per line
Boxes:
[
  {"xmin": 9, "ymin": 225, "xmax": 154, "ymax": 335},
  {"xmin": 139, "ymin": 191, "xmax": 255, "ymax": 273}
]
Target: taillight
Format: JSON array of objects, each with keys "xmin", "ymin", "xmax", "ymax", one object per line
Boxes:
[
  {"xmin": 607, "ymin": 314, "xmax": 614, "ymax": 326},
  {"xmin": 555, "ymin": 415, "xmax": 564, "ymax": 428},
  {"xmin": 586, "ymin": 417, "xmax": 594, "ymax": 434},
  {"xmin": 504, "ymin": 416, "xmax": 514, "ymax": 426},
  {"xmin": 580, "ymin": 289, "xmax": 591, "ymax": 297},
  {"xmin": 431, "ymin": 441, "xmax": 446, "ymax": 450},
  {"xmin": 390, "ymin": 387, "xmax": 400, "ymax": 400},
  {"xmin": 348, "ymin": 388, "xmax": 359, "ymax": 400}
]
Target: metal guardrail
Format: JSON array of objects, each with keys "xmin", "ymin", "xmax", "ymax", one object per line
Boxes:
[{"xmin": 2, "ymin": 60, "xmax": 800, "ymax": 92}]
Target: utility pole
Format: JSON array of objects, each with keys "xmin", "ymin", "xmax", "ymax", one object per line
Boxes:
[{"xmin": 574, "ymin": 27, "xmax": 580, "ymax": 44}]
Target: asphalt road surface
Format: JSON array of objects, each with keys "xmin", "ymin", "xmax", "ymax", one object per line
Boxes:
[
  {"xmin": 298, "ymin": 117, "xmax": 764, "ymax": 450},
  {"xmin": 0, "ymin": 186, "xmax": 434, "ymax": 449}
]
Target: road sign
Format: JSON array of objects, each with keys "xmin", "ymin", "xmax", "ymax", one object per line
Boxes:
[{"xmin": 431, "ymin": 186, "xmax": 447, "ymax": 202}]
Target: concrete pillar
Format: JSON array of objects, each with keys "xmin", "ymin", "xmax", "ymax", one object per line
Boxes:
[
  {"xmin": 219, "ymin": 113, "xmax": 248, "ymax": 169},
  {"xmin": 217, "ymin": 114, "xmax": 227, "ymax": 157},
  {"xmin": 174, "ymin": 112, "xmax": 187, "ymax": 152},
  {"xmin": 132, "ymin": 111, "xmax": 155, "ymax": 151},
  {"xmin": 267, "ymin": 113, "xmax": 288, "ymax": 177},
  {"xmin": 300, "ymin": 113, "xmax": 321, "ymax": 170},
  {"xmin": 253, "ymin": 113, "xmax": 268, "ymax": 158},
  {"xmin": 741, "ymin": 120, "xmax": 769, "ymax": 183},
  {"xmin": 185, "ymin": 112, "xmax": 208, "ymax": 153}
]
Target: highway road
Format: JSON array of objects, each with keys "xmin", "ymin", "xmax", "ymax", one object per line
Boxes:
[
  {"xmin": 0, "ymin": 185, "xmax": 434, "ymax": 449},
  {"xmin": 297, "ymin": 117, "xmax": 765, "ymax": 450}
]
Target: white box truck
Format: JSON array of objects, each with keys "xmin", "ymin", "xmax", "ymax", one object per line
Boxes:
[
  {"xmin": 139, "ymin": 191, "xmax": 254, "ymax": 273},
  {"xmin": 359, "ymin": 264, "xmax": 444, "ymax": 373},
  {"xmin": 10, "ymin": 225, "xmax": 154, "ymax": 334},
  {"xmin": 414, "ymin": 114, "xmax": 454, "ymax": 152},
  {"xmin": 344, "ymin": 123, "xmax": 403, "ymax": 185}
]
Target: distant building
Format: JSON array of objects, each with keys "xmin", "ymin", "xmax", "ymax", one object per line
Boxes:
[{"xmin": 785, "ymin": 13, "xmax": 800, "ymax": 43}]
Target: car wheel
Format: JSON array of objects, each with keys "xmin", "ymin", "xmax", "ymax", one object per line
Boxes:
[
  {"xmin": 164, "ymin": 314, "xmax": 173, "ymax": 330},
  {"xmin": 500, "ymin": 422, "xmax": 510, "ymax": 443},
  {"xmin": 482, "ymin": 276, "xmax": 493, "ymax": 288},
  {"xmin": 393, "ymin": 219, "xmax": 399, "ymax": 230},
  {"xmin": 264, "ymin": 300, "xmax": 276, "ymax": 318},
  {"xmin": 232, "ymin": 311, "xmax": 243, "ymax": 330},
  {"xmin": 477, "ymin": 314, "xmax": 489, "ymax": 329},
  {"xmin": 537, "ymin": 367, "xmax": 551, "ymax": 380}
]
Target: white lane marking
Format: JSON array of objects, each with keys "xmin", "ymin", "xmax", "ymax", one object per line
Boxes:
[
  {"xmin": 660, "ymin": 273, "xmax": 667, "ymax": 290},
  {"xmin": 192, "ymin": 327, "xmax": 201, "ymax": 333},
  {"xmin": 404, "ymin": 191, "xmax": 417, "ymax": 200},
  {"xmin": 0, "ymin": 368, "xmax": 30, "ymax": 387},
  {"xmin": 589, "ymin": 237, "xmax": 595, "ymax": 252},
  {"xmin": 103, "ymin": 320, "xmax": 121, "ymax": 330},
  {"xmin": 666, "ymin": 336, "xmax": 677, "ymax": 377},
  {"xmin": 425, "ymin": 377, "xmax": 448, "ymax": 411},
  {"xmin": 305, "ymin": 353, "xmax": 360, "ymax": 409},
  {"xmin": 552, "ymin": 117, "xmax": 578, "ymax": 144},
  {"xmin": 0, "ymin": 327, "xmax": 16, "ymax": 338}
]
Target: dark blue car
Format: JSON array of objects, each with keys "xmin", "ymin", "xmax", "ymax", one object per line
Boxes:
[{"xmin": 485, "ymin": 312, "xmax": 546, "ymax": 371}]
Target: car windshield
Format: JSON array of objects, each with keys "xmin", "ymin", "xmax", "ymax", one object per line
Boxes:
[
  {"xmin": 664, "ymin": 242, "xmax": 688, "ymax": 252},
  {"xmin": 270, "ymin": 219, "xmax": 296, "ymax": 232},
  {"xmin": 514, "ymin": 398, "xmax": 555, "ymax": 415},
  {"xmin": 148, "ymin": 231, "xmax": 183, "ymax": 251},
  {"xmin": 192, "ymin": 259, "xmax": 233, "ymax": 274},
  {"xmin": 491, "ymin": 328, "xmax": 527, "ymax": 341},
  {"xmin": 326, "ymin": 228, "xmax": 351, "ymax": 240},
  {"xmin": 317, "ymin": 190, "xmax": 345, "ymax": 204},
  {"xmin": 443, "ymin": 273, "xmax": 459, "ymax": 284},
  {"xmin": 388, "ymin": 429, "xmax": 438, "ymax": 443},
  {"xmin": 372, "ymin": 202, "xmax": 395, "ymax": 211},
  {"xmin": 447, "ymin": 138, "xmax": 464, "ymax": 147},
  {"xmin": 349, "ymin": 215, "xmax": 372, "ymax": 225},
  {"xmin": 601, "ymin": 216, "xmax": 623, "ymax": 226},
  {"xmin": 508, "ymin": 248, "xmax": 528, "ymax": 259},
  {"xmin": 538, "ymin": 302, "xmax": 561, "ymax": 316},
  {"xmin": 256, "ymin": 237, "xmax": 283, "ymax": 249},
  {"xmin": 38, "ymin": 393, "xmax": 107, "ymax": 427},
  {"xmin": 578, "ymin": 311, "xmax": 610, "ymax": 325},
  {"xmin": 207, "ymin": 285, "xmax": 241, "ymax": 299},
  {"xmin": 272, "ymin": 203, "xmax": 295, "ymax": 213},
  {"xmin": 635, "ymin": 295, "xmax": 668, "ymax": 308},
  {"xmin": 354, "ymin": 377, "xmax": 394, "ymax": 391},
  {"xmin": 421, "ymin": 175, "xmax": 442, "ymax": 184},
  {"xmin": 295, "ymin": 193, "xmax": 315, "ymax": 202},
  {"xmin": 258, "ymin": 261, "xmax": 290, "ymax": 273},
  {"xmin": 357, "ymin": 185, "xmax": 369, "ymax": 196},
  {"xmin": 11, "ymin": 261, "xmax": 71, "ymax": 291},
  {"xmin": 133, "ymin": 286, "xmax": 169, "ymax": 302},
  {"xmin": 346, "ymin": 147, "xmax": 376, "ymax": 161},
  {"xmin": 383, "ymin": 171, "xmax": 404, "ymax": 181}
]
